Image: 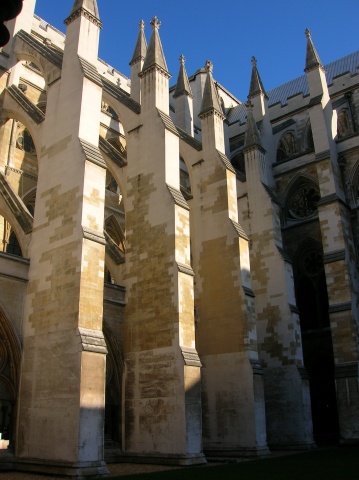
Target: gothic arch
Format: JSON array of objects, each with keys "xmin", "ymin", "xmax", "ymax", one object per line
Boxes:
[
  {"xmin": 105, "ymin": 214, "xmax": 125, "ymax": 253},
  {"xmin": 292, "ymin": 238, "xmax": 339, "ymax": 441},
  {"xmin": 276, "ymin": 130, "xmax": 296, "ymax": 161},
  {"xmin": 179, "ymin": 156, "xmax": 192, "ymax": 199},
  {"xmin": 104, "ymin": 214, "xmax": 126, "ymax": 285},
  {"xmin": 103, "ymin": 320, "xmax": 124, "ymax": 447},
  {"xmin": 0, "ymin": 209, "xmax": 29, "ymax": 258},
  {"xmin": 101, "ymin": 90, "xmax": 138, "ymax": 139},
  {"xmin": 0, "ymin": 305, "xmax": 22, "ymax": 445},
  {"xmin": 22, "ymin": 187, "xmax": 37, "ymax": 215},
  {"xmin": 178, "ymin": 150, "xmax": 194, "ymax": 198},
  {"xmin": 337, "ymin": 108, "xmax": 352, "ymax": 139},
  {"xmin": 0, "ymin": 111, "xmax": 41, "ymax": 165},
  {"xmin": 12, "ymin": 36, "xmax": 61, "ymax": 88},
  {"xmin": 347, "ymin": 159, "xmax": 359, "ymax": 205},
  {"xmin": 303, "ymin": 120, "xmax": 314, "ymax": 152}
]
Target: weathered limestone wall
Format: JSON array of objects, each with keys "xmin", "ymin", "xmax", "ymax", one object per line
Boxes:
[
  {"xmin": 14, "ymin": 6, "xmax": 109, "ymax": 476},
  {"xmin": 123, "ymin": 57, "xmax": 203, "ymax": 461},
  {"xmin": 191, "ymin": 133, "xmax": 268, "ymax": 455},
  {"xmin": 307, "ymin": 67, "xmax": 359, "ymax": 441},
  {"xmin": 244, "ymin": 143, "xmax": 314, "ymax": 448}
]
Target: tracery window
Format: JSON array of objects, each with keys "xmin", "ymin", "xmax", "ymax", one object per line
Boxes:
[
  {"xmin": 285, "ymin": 179, "xmax": 320, "ymax": 222},
  {"xmin": 304, "ymin": 122, "xmax": 314, "ymax": 151},
  {"xmin": 287, "ymin": 184, "xmax": 320, "ymax": 220},
  {"xmin": 6, "ymin": 230, "xmax": 22, "ymax": 257},
  {"xmin": 337, "ymin": 109, "xmax": 351, "ymax": 139},
  {"xmin": 276, "ymin": 132, "xmax": 296, "ymax": 162},
  {"xmin": 16, "ymin": 128, "xmax": 35, "ymax": 155},
  {"xmin": 180, "ymin": 157, "xmax": 191, "ymax": 198}
]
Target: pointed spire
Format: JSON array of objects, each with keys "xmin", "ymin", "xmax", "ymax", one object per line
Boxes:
[
  {"xmin": 173, "ymin": 55, "xmax": 193, "ymax": 98},
  {"xmin": 248, "ymin": 56, "xmax": 267, "ymax": 99},
  {"xmin": 244, "ymin": 102, "xmax": 263, "ymax": 150},
  {"xmin": 141, "ymin": 16, "xmax": 169, "ymax": 76},
  {"xmin": 65, "ymin": 0, "xmax": 102, "ymax": 28},
  {"xmin": 304, "ymin": 28, "xmax": 323, "ymax": 72},
  {"xmin": 199, "ymin": 61, "xmax": 224, "ymax": 118},
  {"xmin": 130, "ymin": 20, "xmax": 147, "ymax": 66}
]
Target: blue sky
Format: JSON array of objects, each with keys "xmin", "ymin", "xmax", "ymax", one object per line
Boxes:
[{"xmin": 34, "ymin": 0, "xmax": 358, "ymax": 102}]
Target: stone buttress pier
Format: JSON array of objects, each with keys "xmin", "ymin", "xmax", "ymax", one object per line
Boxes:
[
  {"xmin": 15, "ymin": 1, "xmax": 109, "ymax": 476},
  {"xmin": 123, "ymin": 17, "xmax": 205, "ymax": 465},
  {"xmin": 304, "ymin": 29, "xmax": 359, "ymax": 442},
  {"xmin": 193, "ymin": 61, "xmax": 269, "ymax": 458},
  {"xmin": 244, "ymin": 58, "xmax": 315, "ymax": 449}
]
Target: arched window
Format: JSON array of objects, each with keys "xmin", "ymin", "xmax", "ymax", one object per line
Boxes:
[
  {"xmin": 180, "ymin": 157, "xmax": 191, "ymax": 199},
  {"xmin": 337, "ymin": 109, "xmax": 351, "ymax": 139},
  {"xmin": 292, "ymin": 238, "xmax": 339, "ymax": 441},
  {"xmin": 6, "ymin": 230, "xmax": 22, "ymax": 257},
  {"xmin": 303, "ymin": 121, "xmax": 314, "ymax": 152},
  {"xmin": 16, "ymin": 128, "xmax": 36, "ymax": 155},
  {"xmin": 104, "ymin": 266, "xmax": 114, "ymax": 284},
  {"xmin": 276, "ymin": 132, "xmax": 296, "ymax": 161}
]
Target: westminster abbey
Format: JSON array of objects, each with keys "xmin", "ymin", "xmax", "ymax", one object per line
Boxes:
[{"xmin": 0, "ymin": 0, "xmax": 358, "ymax": 477}]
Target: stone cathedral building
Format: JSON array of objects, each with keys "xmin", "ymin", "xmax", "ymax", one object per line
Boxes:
[{"xmin": 0, "ymin": 0, "xmax": 358, "ymax": 476}]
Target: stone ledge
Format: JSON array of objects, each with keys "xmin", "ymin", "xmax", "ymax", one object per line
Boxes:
[
  {"xmin": 120, "ymin": 452, "xmax": 206, "ymax": 466},
  {"xmin": 181, "ymin": 346, "xmax": 202, "ymax": 367},
  {"xmin": 14, "ymin": 458, "xmax": 109, "ymax": 477}
]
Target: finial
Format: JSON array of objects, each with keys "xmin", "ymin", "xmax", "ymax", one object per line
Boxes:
[
  {"xmin": 180, "ymin": 54, "xmax": 185, "ymax": 66},
  {"xmin": 205, "ymin": 60, "xmax": 213, "ymax": 73},
  {"xmin": 251, "ymin": 56, "xmax": 257, "ymax": 67},
  {"xmin": 150, "ymin": 16, "xmax": 161, "ymax": 30},
  {"xmin": 305, "ymin": 28, "xmax": 311, "ymax": 38},
  {"xmin": 139, "ymin": 19, "xmax": 145, "ymax": 31}
]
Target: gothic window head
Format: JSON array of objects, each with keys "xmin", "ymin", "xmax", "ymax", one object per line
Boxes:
[
  {"xmin": 304, "ymin": 122, "xmax": 314, "ymax": 152},
  {"xmin": 337, "ymin": 109, "xmax": 351, "ymax": 139},
  {"xmin": 276, "ymin": 131, "xmax": 296, "ymax": 162},
  {"xmin": 6, "ymin": 230, "xmax": 22, "ymax": 257},
  {"xmin": 180, "ymin": 157, "xmax": 191, "ymax": 198}
]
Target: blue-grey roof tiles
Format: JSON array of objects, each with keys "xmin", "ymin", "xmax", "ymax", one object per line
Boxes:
[{"xmin": 227, "ymin": 51, "xmax": 359, "ymax": 125}]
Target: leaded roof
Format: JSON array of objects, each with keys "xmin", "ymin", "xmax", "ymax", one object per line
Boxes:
[{"xmin": 227, "ymin": 51, "xmax": 359, "ymax": 124}]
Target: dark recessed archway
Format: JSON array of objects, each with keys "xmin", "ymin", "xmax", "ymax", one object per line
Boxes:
[{"xmin": 293, "ymin": 238, "xmax": 339, "ymax": 444}]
